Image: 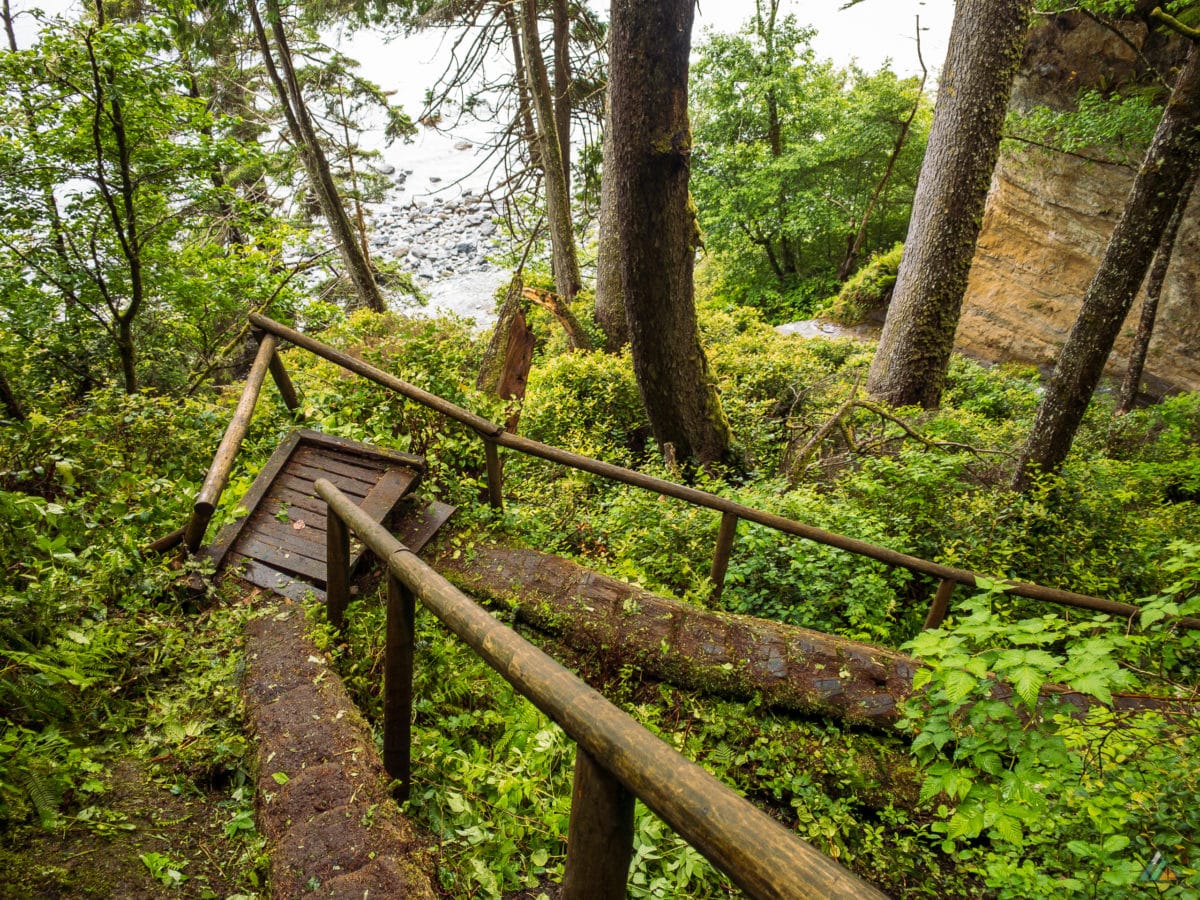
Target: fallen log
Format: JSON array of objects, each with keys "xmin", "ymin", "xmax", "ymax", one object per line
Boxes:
[{"xmin": 432, "ymin": 544, "xmax": 1197, "ymax": 729}]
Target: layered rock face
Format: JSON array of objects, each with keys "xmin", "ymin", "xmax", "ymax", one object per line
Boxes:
[{"xmin": 955, "ymin": 14, "xmax": 1199, "ymax": 396}]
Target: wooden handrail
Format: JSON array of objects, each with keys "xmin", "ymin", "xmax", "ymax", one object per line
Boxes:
[
  {"xmin": 183, "ymin": 334, "xmax": 278, "ymax": 551},
  {"xmin": 315, "ymin": 477, "xmax": 886, "ymax": 900},
  {"xmin": 250, "ymin": 313, "xmax": 1200, "ymax": 629}
]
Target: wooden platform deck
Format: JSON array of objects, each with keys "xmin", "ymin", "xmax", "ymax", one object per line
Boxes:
[{"xmin": 207, "ymin": 429, "xmax": 453, "ymax": 601}]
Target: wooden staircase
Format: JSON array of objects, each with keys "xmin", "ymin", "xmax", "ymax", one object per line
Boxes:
[{"xmin": 205, "ymin": 429, "xmax": 453, "ymax": 600}]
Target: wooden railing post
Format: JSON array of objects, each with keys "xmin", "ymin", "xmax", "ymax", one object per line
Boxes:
[
  {"xmin": 384, "ymin": 571, "xmax": 415, "ymax": 799},
  {"xmin": 483, "ymin": 437, "xmax": 504, "ymax": 510},
  {"xmin": 710, "ymin": 511, "xmax": 739, "ymax": 602},
  {"xmin": 268, "ymin": 349, "xmax": 300, "ymax": 413},
  {"xmin": 326, "ymin": 512, "xmax": 350, "ymax": 633},
  {"xmin": 183, "ymin": 333, "xmax": 277, "ymax": 552},
  {"xmin": 922, "ymin": 578, "xmax": 957, "ymax": 631},
  {"xmin": 561, "ymin": 747, "xmax": 635, "ymax": 900}
]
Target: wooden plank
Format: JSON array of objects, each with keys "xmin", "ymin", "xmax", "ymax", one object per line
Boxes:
[
  {"xmin": 283, "ymin": 463, "xmax": 378, "ymax": 495},
  {"xmin": 237, "ymin": 520, "xmax": 328, "ymax": 564},
  {"xmin": 237, "ymin": 534, "xmax": 328, "ymax": 582},
  {"xmin": 293, "ymin": 446, "xmax": 389, "ymax": 483},
  {"xmin": 206, "ymin": 430, "xmax": 307, "ymax": 569},
  {"xmin": 232, "ymin": 556, "xmax": 326, "ymax": 602},
  {"xmin": 262, "ymin": 489, "xmax": 329, "ymax": 519},
  {"xmin": 277, "ymin": 471, "xmax": 370, "ymax": 500},
  {"xmin": 292, "ymin": 428, "xmax": 425, "ymax": 470},
  {"xmin": 249, "ymin": 514, "xmax": 327, "ymax": 549},
  {"xmin": 347, "ymin": 468, "xmax": 420, "ymax": 573},
  {"xmin": 392, "ymin": 498, "xmax": 456, "ymax": 554}
]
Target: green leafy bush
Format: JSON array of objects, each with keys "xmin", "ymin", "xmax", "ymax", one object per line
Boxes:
[{"xmin": 817, "ymin": 242, "xmax": 902, "ymax": 325}]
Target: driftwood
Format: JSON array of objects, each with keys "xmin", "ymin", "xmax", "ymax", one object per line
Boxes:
[{"xmin": 433, "ymin": 544, "xmax": 1197, "ymax": 729}]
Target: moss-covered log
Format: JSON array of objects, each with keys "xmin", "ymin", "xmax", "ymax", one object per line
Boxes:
[
  {"xmin": 435, "ymin": 544, "xmax": 919, "ymax": 727},
  {"xmin": 433, "ymin": 544, "xmax": 1195, "ymax": 728}
]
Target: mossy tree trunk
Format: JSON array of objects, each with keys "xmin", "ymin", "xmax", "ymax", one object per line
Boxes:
[
  {"xmin": 594, "ymin": 89, "xmax": 629, "ymax": 350},
  {"xmin": 609, "ymin": 0, "xmax": 732, "ymax": 467},
  {"xmin": 1115, "ymin": 167, "xmax": 1197, "ymax": 415},
  {"xmin": 1015, "ymin": 43, "xmax": 1200, "ymax": 490},
  {"xmin": 250, "ymin": 0, "xmax": 386, "ymax": 313},
  {"xmin": 520, "ymin": 0, "xmax": 581, "ymax": 304},
  {"xmin": 866, "ymin": 0, "xmax": 1033, "ymax": 408}
]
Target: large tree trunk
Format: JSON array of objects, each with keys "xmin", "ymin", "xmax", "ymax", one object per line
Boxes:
[
  {"xmin": 1115, "ymin": 167, "xmax": 1197, "ymax": 415},
  {"xmin": 609, "ymin": 0, "xmax": 732, "ymax": 467},
  {"xmin": 593, "ymin": 90, "xmax": 628, "ymax": 350},
  {"xmin": 250, "ymin": 0, "xmax": 386, "ymax": 313},
  {"xmin": 433, "ymin": 544, "xmax": 1191, "ymax": 728},
  {"xmin": 520, "ymin": 0, "xmax": 582, "ymax": 305},
  {"xmin": 1014, "ymin": 44, "xmax": 1200, "ymax": 490},
  {"xmin": 866, "ymin": 0, "xmax": 1033, "ymax": 408}
]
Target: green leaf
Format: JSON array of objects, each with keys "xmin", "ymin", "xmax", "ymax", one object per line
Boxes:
[
  {"xmin": 1103, "ymin": 834, "xmax": 1130, "ymax": 854},
  {"xmin": 271, "ymin": 772, "xmax": 289, "ymax": 785},
  {"xmin": 1010, "ymin": 666, "xmax": 1045, "ymax": 707},
  {"xmin": 944, "ymin": 669, "xmax": 979, "ymax": 704}
]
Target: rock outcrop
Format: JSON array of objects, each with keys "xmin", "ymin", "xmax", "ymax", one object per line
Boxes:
[{"xmin": 955, "ymin": 13, "xmax": 1199, "ymax": 396}]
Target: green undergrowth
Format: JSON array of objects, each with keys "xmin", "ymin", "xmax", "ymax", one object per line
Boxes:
[
  {"xmin": 5, "ymin": 304, "xmax": 1200, "ymax": 896},
  {"xmin": 1, "ymin": 391, "xmax": 270, "ymax": 895}
]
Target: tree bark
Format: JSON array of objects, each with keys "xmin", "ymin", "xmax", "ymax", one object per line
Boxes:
[
  {"xmin": 0, "ymin": 370, "xmax": 23, "ymax": 421},
  {"xmin": 1115, "ymin": 167, "xmax": 1197, "ymax": 414},
  {"xmin": 433, "ymin": 544, "xmax": 1192, "ymax": 728},
  {"xmin": 502, "ymin": 1, "xmax": 540, "ymax": 167},
  {"xmin": 552, "ymin": 0, "xmax": 571, "ymax": 205},
  {"xmin": 521, "ymin": 0, "xmax": 581, "ymax": 303},
  {"xmin": 1015, "ymin": 44, "xmax": 1200, "ymax": 490},
  {"xmin": 594, "ymin": 89, "xmax": 629, "ymax": 350},
  {"xmin": 866, "ymin": 0, "xmax": 1033, "ymax": 408},
  {"xmin": 250, "ymin": 0, "xmax": 386, "ymax": 313},
  {"xmin": 609, "ymin": 0, "xmax": 732, "ymax": 466}
]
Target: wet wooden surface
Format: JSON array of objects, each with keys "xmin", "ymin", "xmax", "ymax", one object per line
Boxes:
[{"xmin": 207, "ymin": 431, "xmax": 452, "ymax": 600}]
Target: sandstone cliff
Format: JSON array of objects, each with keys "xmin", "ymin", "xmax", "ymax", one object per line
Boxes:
[{"xmin": 955, "ymin": 13, "xmax": 1199, "ymax": 397}]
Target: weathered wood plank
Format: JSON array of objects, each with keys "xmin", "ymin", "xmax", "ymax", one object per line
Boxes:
[
  {"xmin": 206, "ymin": 430, "xmax": 307, "ymax": 568},
  {"xmin": 262, "ymin": 489, "xmax": 329, "ymax": 519},
  {"xmin": 277, "ymin": 471, "xmax": 370, "ymax": 500},
  {"xmin": 237, "ymin": 535, "xmax": 329, "ymax": 582},
  {"xmin": 232, "ymin": 556, "xmax": 326, "ymax": 602},
  {"xmin": 289, "ymin": 453, "xmax": 386, "ymax": 489},
  {"xmin": 290, "ymin": 428, "xmax": 426, "ymax": 470},
  {"xmin": 250, "ymin": 514, "xmax": 328, "ymax": 548},
  {"xmin": 284, "ymin": 463, "xmax": 378, "ymax": 495},
  {"xmin": 391, "ymin": 499, "xmax": 456, "ymax": 554},
  {"xmin": 293, "ymin": 446, "xmax": 389, "ymax": 483}
]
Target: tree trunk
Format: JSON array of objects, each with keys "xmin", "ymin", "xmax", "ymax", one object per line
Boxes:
[
  {"xmin": 0, "ymin": 370, "xmax": 24, "ymax": 421},
  {"xmin": 1014, "ymin": 44, "xmax": 1200, "ymax": 490},
  {"xmin": 552, "ymin": 0, "xmax": 571, "ymax": 206},
  {"xmin": 594, "ymin": 89, "xmax": 628, "ymax": 350},
  {"xmin": 866, "ymin": 0, "xmax": 1033, "ymax": 408},
  {"xmin": 521, "ymin": 0, "xmax": 581, "ymax": 303},
  {"xmin": 1115, "ymin": 167, "xmax": 1197, "ymax": 415},
  {"xmin": 85, "ymin": 10, "xmax": 143, "ymax": 394},
  {"xmin": 609, "ymin": 0, "xmax": 732, "ymax": 467},
  {"xmin": 433, "ymin": 544, "xmax": 1192, "ymax": 728},
  {"xmin": 503, "ymin": 2, "xmax": 540, "ymax": 167},
  {"xmin": 250, "ymin": 0, "xmax": 386, "ymax": 313}
]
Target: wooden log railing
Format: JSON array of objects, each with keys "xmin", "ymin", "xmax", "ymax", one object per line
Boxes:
[
  {"xmin": 155, "ymin": 331, "xmax": 301, "ymax": 555},
  {"xmin": 314, "ymin": 477, "xmax": 886, "ymax": 900},
  {"xmin": 249, "ymin": 313, "xmax": 1200, "ymax": 631}
]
